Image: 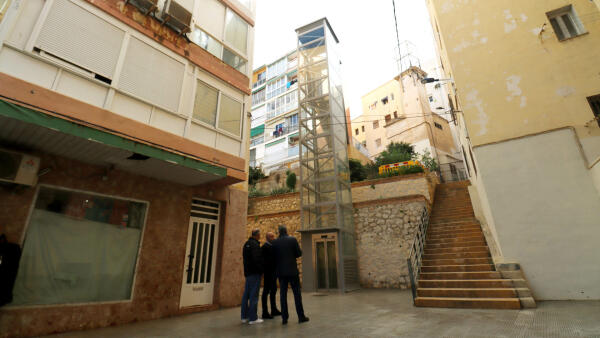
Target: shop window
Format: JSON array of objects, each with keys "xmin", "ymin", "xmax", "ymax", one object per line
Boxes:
[
  {"xmin": 587, "ymin": 94, "xmax": 600, "ymax": 127},
  {"xmin": 434, "ymin": 122, "xmax": 443, "ymax": 130},
  {"xmin": 12, "ymin": 186, "xmax": 146, "ymax": 305},
  {"xmin": 193, "ymin": 80, "xmax": 218, "ymax": 126},
  {"xmin": 218, "ymin": 94, "xmax": 242, "ymax": 136},
  {"xmin": 224, "ymin": 9, "xmax": 248, "ymax": 54},
  {"xmin": 546, "ymin": 5, "xmax": 586, "ymax": 41}
]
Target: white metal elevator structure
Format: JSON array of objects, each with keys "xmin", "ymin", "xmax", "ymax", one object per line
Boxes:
[{"xmin": 295, "ymin": 18, "xmax": 358, "ymax": 292}]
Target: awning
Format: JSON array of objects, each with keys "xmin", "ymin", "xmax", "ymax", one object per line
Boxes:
[
  {"xmin": 0, "ymin": 99, "xmax": 228, "ymax": 186},
  {"xmin": 250, "ymin": 124, "xmax": 265, "ymax": 137}
]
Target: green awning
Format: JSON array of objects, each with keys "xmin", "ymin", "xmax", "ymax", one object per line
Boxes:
[
  {"xmin": 0, "ymin": 99, "xmax": 226, "ymax": 177},
  {"xmin": 288, "ymin": 132, "xmax": 299, "ymax": 138},
  {"xmin": 250, "ymin": 124, "xmax": 265, "ymax": 137}
]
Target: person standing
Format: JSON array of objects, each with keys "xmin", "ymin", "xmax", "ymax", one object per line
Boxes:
[
  {"xmin": 241, "ymin": 229, "xmax": 263, "ymax": 325},
  {"xmin": 261, "ymin": 231, "xmax": 281, "ymax": 319},
  {"xmin": 272, "ymin": 225, "xmax": 309, "ymax": 325}
]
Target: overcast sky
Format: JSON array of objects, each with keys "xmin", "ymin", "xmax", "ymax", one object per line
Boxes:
[{"xmin": 253, "ymin": 0, "xmax": 438, "ymax": 119}]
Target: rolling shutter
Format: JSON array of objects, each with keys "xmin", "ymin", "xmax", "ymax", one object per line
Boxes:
[
  {"xmin": 36, "ymin": 0, "xmax": 125, "ymax": 79},
  {"xmin": 118, "ymin": 37, "xmax": 185, "ymax": 112}
]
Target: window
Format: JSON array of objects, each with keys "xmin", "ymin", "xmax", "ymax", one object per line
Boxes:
[
  {"xmin": 224, "ymin": 9, "xmax": 248, "ymax": 54},
  {"xmin": 369, "ymin": 101, "xmax": 377, "ymax": 110},
  {"xmin": 382, "ymin": 96, "xmax": 389, "ymax": 105},
  {"xmin": 587, "ymin": 94, "xmax": 600, "ymax": 128},
  {"xmin": 393, "ymin": 111, "xmax": 398, "ymax": 119},
  {"xmin": 12, "ymin": 186, "xmax": 146, "ymax": 305},
  {"xmin": 468, "ymin": 146, "xmax": 478, "ymax": 176},
  {"xmin": 385, "ymin": 115, "xmax": 391, "ymax": 123},
  {"xmin": 266, "ymin": 91, "xmax": 296, "ymax": 119},
  {"xmin": 253, "ymin": 71, "xmax": 266, "ymax": 88},
  {"xmin": 266, "ymin": 77, "xmax": 286, "ymax": 99},
  {"xmin": 362, "ymin": 126, "xmax": 365, "ymax": 132},
  {"xmin": 193, "ymin": 80, "xmax": 218, "ymax": 126},
  {"xmin": 429, "ymin": 96, "xmax": 434, "ymax": 102},
  {"xmin": 355, "ymin": 128, "xmax": 359, "ymax": 135},
  {"xmin": 390, "ymin": 93, "xmax": 394, "ymax": 100},
  {"xmin": 223, "ymin": 47, "xmax": 247, "ymax": 73},
  {"xmin": 362, "ymin": 141, "xmax": 366, "ymax": 147},
  {"xmin": 250, "ymin": 135, "xmax": 264, "ymax": 147},
  {"xmin": 252, "ymin": 89, "xmax": 265, "ymax": 107},
  {"xmin": 546, "ymin": 5, "xmax": 586, "ymax": 41},
  {"xmin": 375, "ymin": 138, "xmax": 382, "ymax": 148},
  {"xmin": 373, "ymin": 120, "xmax": 379, "ymax": 129},
  {"xmin": 434, "ymin": 122, "xmax": 443, "ymax": 130},
  {"xmin": 218, "ymin": 94, "xmax": 242, "ymax": 136},
  {"xmin": 266, "ymin": 58, "xmax": 286, "ymax": 80}
]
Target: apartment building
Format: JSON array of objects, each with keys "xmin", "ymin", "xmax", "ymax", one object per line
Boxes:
[
  {"xmin": 426, "ymin": 0, "xmax": 600, "ymax": 300},
  {"xmin": 249, "ymin": 50, "xmax": 299, "ymax": 174},
  {"xmin": 0, "ymin": 0, "xmax": 254, "ymax": 335},
  {"xmin": 352, "ymin": 66, "xmax": 464, "ymax": 180}
]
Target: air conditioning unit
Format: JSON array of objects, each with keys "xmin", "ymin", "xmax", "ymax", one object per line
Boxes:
[
  {"xmin": 0, "ymin": 149, "xmax": 40, "ymax": 186},
  {"xmin": 124, "ymin": 0, "xmax": 158, "ymax": 15},
  {"xmin": 162, "ymin": 0, "xmax": 192, "ymax": 35}
]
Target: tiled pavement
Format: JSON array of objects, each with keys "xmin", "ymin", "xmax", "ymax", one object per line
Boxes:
[{"xmin": 49, "ymin": 289, "xmax": 600, "ymax": 337}]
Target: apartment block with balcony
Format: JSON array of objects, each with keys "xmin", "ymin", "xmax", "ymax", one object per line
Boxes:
[
  {"xmin": 249, "ymin": 50, "xmax": 299, "ymax": 174},
  {"xmin": 0, "ymin": 0, "xmax": 255, "ymax": 335}
]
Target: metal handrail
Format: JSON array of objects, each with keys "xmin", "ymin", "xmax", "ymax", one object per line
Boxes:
[{"xmin": 407, "ymin": 205, "xmax": 430, "ymax": 304}]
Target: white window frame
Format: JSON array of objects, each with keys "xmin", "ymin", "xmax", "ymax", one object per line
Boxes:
[
  {"xmin": 546, "ymin": 5, "xmax": 586, "ymax": 41},
  {"xmin": 217, "ymin": 92, "xmax": 244, "ymax": 138}
]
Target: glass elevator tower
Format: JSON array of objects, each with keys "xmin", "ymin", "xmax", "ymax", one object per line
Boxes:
[{"xmin": 296, "ymin": 18, "xmax": 358, "ymax": 292}]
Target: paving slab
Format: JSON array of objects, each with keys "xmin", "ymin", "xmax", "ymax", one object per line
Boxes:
[{"xmin": 48, "ymin": 290, "xmax": 600, "ymax": 338}]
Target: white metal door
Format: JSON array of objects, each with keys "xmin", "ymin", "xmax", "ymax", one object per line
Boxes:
[{"xmin": 179, "ymin": 198, "xmax": 220, "ymax": 308}]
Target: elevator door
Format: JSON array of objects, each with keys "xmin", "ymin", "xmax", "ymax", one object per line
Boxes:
[{"xmin": 313, "ymin": 233, "xmax": 338, "ymax": 290}]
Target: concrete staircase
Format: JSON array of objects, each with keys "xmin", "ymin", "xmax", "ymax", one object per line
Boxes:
[{"xmin": 414, "ymin": 181, "xmax": 531, "ymax": 309}]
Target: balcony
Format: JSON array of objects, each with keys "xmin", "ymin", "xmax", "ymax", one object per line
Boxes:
[{"xmin": 288, "ymin": 145, "xmax": 299, "ymax": 157}]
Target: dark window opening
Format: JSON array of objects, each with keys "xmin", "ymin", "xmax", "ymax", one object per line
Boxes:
[
  {"xmin": 361, "ymin": 126, "xmax": 365, "ymax": 132},
  {"xmin": 393, "ymin": 111, "xmax": 398, "ymax": 119},
  {"xmin": 381, "ymin": 96, "xmax": 389, "ymax": 105},
  {"xmin": 385, "ymin": 114, "xmax": 391, "ymax": 123},
  {"xmin": 434, "ymin": 122, "xmax": 443, "ymax": 130},
  {"xmin": 587, "ymin": 94, "xmax": 600, "ymax": 128},
  {"xmin": 355, "ymin": 128, "xmax": 359, "ymax": 135}
]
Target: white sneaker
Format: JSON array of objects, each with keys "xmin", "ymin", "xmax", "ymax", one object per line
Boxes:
[
  {"xmin": 241, "ymin": 319, "xmax": 249, "ymax": 324},
  {"xmin": 249, "ymin": 319, "xmax": 264, "ymax": 325}
]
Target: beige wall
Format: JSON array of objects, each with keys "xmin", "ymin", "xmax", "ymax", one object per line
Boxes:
[{"xmin": 427, "ymin": 0, "xmax": 600, "ymax": 299}]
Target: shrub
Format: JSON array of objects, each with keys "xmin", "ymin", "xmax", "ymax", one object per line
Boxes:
[
  {"xmin": 418, "ymin": 150, "xmax": 439, "ymax": 172},
  {"xmin": 349, "ymin": 159, "xmax": 367, "ymax": 182},
  {"xmin": 249, "ymin": 186, "xmax": 267, "ymax": 198},
  {"xmin": 374, "ymin": 142, "xmax": 416, "ymax": 166},
  {"xmin": 270, "ymin": 187, "xmax": 292, "ymax": 196},
  {"xmin": 249, "ymin": 166, "xmax": 265, "ymax": 186},
  {"xmin": 286, "ymin": 172, "xmax": 297, "ymax": 191}
]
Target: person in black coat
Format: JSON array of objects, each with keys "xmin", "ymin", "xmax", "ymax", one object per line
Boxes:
[
  {"xmin": 261, "ymin": 231, "xmax": 281, "ymax": 319},
  {"xmin": 272, "ymin": 225, "xmax": 309, "ymax": 325},
  {"xmin": 241, "ymin": 229, "xmax": 264, "ymax": 324}
]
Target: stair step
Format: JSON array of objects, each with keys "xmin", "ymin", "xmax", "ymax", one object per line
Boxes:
[
  {"xmin": 421, "ymin": 264, "xmax": 494, "ymax": 272},
  {"xmin": 414, "ymin": 297, "xmax": 521, "ymax": 309},
  {"xmin": 425, "ymin": 240, "xmax": 487, "ymax": 249},
  {"xmin": 428, "ymin": 224, "xmax": 481, "ymax": 231},
  {"xmin": 417, "ymin": 288, "xmax": 518, "ymax": 298},
  {"xmin": 424, "ymin": 246, "xmax": 489, "ymax": 254},
  {"xmin": 422, "ymin": 257, "xmax": 493, "ymax": 266},
  {"xmin": 426, "ymin": 236, "xmax": 485, "ymax": 245},
  {"xmin": 420, "ymin": 271, "xmax": 501, "ymax": 280},
  {"xmin": 427, "ymin": 228, "xmax": 483, "ymax": 236},
  {"xmin": 423, "ymin": 251, "xmax": 491, "ymax": 260},
  {"xmin": 418, "ymin": 279, "xmax": 520, "ymax": 288},
  {"xmin": 427, "ymin": 233, "xmax": 485, "ymax": 240}
]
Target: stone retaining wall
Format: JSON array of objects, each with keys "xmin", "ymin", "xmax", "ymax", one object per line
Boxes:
[{"xmin": 246, "ymin": 173, "xmax": 438, "ymax": 289}]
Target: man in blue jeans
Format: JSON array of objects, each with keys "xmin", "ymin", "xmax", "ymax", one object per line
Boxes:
[
  {"xmin": 241, "ymin": 229, "xmax": 264, "ymax": 325},
  {"xmin": 273, "ymin": 225, "xmax": 309, "ymax": 325}
]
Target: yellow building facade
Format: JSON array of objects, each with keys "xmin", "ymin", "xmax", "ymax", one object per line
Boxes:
[{"xmin": 427, "ymin": 0, "xmax": 600, "ymax": 300}]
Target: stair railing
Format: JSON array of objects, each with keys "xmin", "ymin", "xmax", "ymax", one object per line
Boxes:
[{"xmin": 407, "ymin": 205, "xmax": 430, "ymax": 304}]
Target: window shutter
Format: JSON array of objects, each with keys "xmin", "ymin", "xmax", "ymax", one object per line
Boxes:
[
  {"xmin": 118, "ymin": 37, "xmax": 185, "ymax": 112},
  {"xmin": 36, "ymin": 0, "xmax": 125, "ymax": 79}
]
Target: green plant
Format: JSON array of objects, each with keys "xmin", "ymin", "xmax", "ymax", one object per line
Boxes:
[
  {"xmin": 374, "ymin": 142, "xmax": 416, "ymax": 166},
  {"xmin": 418, "ymin": 150, "xmax": 439, "ymax": 172},
  {"xmin": 378, "ymin": 165, "xmax": 424, "ymax": 178},
  {"xmin": 349, "ymin": 158, "xmax": 367, "ymax": 182},
  {"xmin": 286, "ymin": 172, "xmax": 297, "ymax": 191},
  {"xmin": 249, "ymin": 186, "xmax": 267, "ymax": 198},
  {"xmin": 248, "ymin": 166, "xmax": 266, "ymax": 186}
]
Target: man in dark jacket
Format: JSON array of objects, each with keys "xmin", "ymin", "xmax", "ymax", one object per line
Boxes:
[
  {"xmin": 241, "ymin": 229, "xmax": 263, "ymax": 325},
  {"xmin": 261, "ymin": 231, "xmax": 281, "ymax": 319},
  {"xmin": 272, "ymin": 225, "xmax": 309, "ymax": 325}
]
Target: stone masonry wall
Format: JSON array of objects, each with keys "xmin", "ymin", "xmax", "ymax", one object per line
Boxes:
[
  {"xmin": 354, "ymin": 200, "xmax": 427, "ymax": 289},
  {"xmin": 246, "ymin": 173, "xmax": 437, "ymax": 289}
]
